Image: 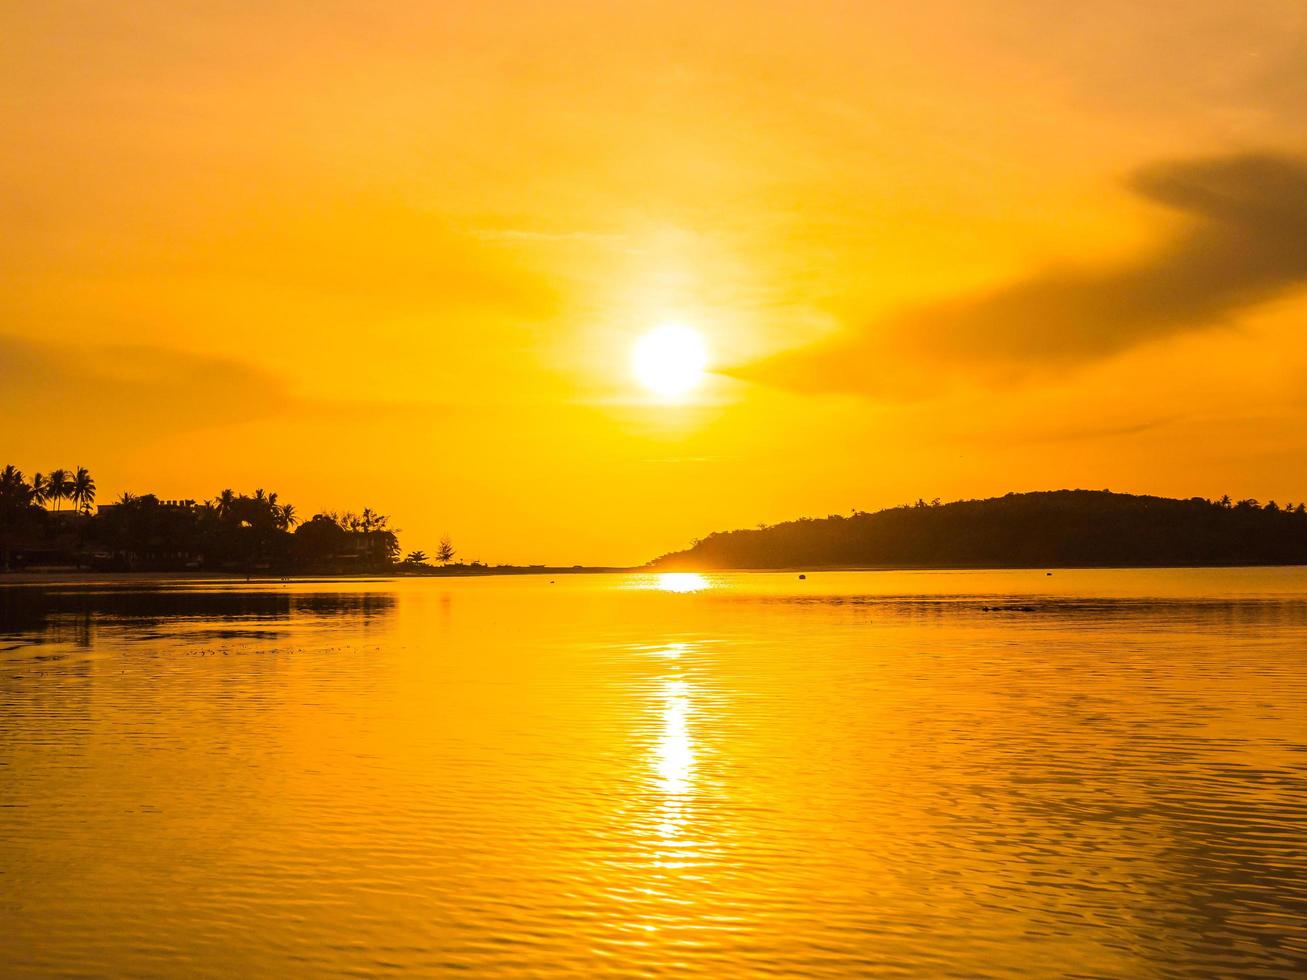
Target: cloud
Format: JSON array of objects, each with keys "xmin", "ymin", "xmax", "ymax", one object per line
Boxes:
[
  {"xmin": 736, "ymin": 152, "xmax": 1307, "ymax": 397},
  {"xmin": 0, "ymin": 333, "xmax": 465, "ymax": 466},
  {"xmin": 0, "ymin": 334, "xmax": 296, "ymax": 450}
]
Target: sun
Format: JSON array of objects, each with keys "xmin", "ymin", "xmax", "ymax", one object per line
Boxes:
[{"xmin": 632, "ymin": 323, "xmax": 708, "ymax": 399}]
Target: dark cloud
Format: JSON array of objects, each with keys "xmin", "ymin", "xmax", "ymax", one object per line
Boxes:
[
  {"xmin": 737, "ymin": 152, "xmax": 1307, "ymax": 396},
  {"xmin": 0, "ymin": 334, "xmax": 297, "ymax": 455},
  {"xmin": 0, "ymin": 333, "xmax": 456, "ymax": 463}
]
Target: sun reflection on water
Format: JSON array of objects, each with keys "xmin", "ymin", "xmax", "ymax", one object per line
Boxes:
[
  {"xmin": 653, "ymin": 641, "xmax": 688, "ymax": 659},
  {"xmin": 646, "ymin": 640, "xmax": 704, "ymax": 870},
  {"xmin": 655, "ymin": 679, "xmax": 694, "ymax": 798},
  {"xmin": 654, "ymin": 572, "xmax": 711, "ymax": 593}
]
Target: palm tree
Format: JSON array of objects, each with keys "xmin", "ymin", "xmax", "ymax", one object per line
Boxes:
[
  {"xmin": 118, "ymin": 491, "xmax": 137, "ymax": 506},
  {"xmin": 266, "ymin": 492, "xmax": 281, "ymax": 527},
  {"xmin": 47, "ymin": 468, "xmax": 70, "ymax": 511},
  {"xmin": 30, "ymin": 472, "xmax": 49, "ymax": 508},
  {"xmin": 279, "ymin": 503, "xmax": 298, "ymax": 529},
  {"xmin": 0, "ymin": 465, "xmax": 26, "ymax": 500},
  {"xmin": 71, "ymin": 466, "xmax": 96, "ymax": 514},
  {"xmin": 215, "ymin": 489, "xmax": 236, "ymax": 520},
  {"xmin": 0, "ymin": 467, "xmax": 32, "ymax": 571},
  {"xmin": 405, "ymin": 550, "xmax": 428, "ymax": 564}
]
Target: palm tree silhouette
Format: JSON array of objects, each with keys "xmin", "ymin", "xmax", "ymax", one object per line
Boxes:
[
  {"xmin": 47, "ymin": 468, "xmax": 70, "ymax": 511},
  {"xmin": 30, "ymin": 472, "xmax": 49, "ymax": 508},
  {"xmin": 71, "ymin": 467, "xmax": 96, "ymax": 514},
  {"xmin": 215, "ymin": 489, "xmax": 236, "ymax": 520},
  {"xmin": 279, "ymin": 503, "xmax": 299, "ymax": 529},
  {"xmin": 0, "ymin": 465, "xmax": 25, "ymax": 499}
]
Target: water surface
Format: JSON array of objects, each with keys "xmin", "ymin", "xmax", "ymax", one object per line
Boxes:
[{"xmin": 3, "ymin": 569, "xmax": 1306, "ymax": 976}]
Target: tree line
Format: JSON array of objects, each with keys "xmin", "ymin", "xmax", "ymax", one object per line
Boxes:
[{"xmin": 0, "ymin": 464, "xmax": 457, "ymax": 574}]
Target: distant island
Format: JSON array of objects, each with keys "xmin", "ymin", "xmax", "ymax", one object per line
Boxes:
[{"xmin": 651, "ymin": 491, "xmax": 1307, "ymax": 570}]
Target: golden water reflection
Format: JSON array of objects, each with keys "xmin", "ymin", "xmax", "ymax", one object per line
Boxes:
[
  {"xmin": 654, "ymin": 679, "xmax": 694, "ymax": 798},
  {"xmin": 647, "ymin": 645, "xmax": 702, "ymax": 868},
  {"xmin": 8, "ymin": 573, "xmax": 1307, "ymax": 976},
  {"xmin": 653, "ymin": 572, "xmax": 711, "ymax": 593}
]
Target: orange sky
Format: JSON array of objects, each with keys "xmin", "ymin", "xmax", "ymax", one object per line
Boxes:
[{"xmin": 4, "ymin": 2, "xmax": 1307, "ymax": 565}]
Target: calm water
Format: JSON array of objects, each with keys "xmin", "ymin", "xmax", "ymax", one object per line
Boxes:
[{"xmin": 2, "ymin": 569, "xmax": 1307, "ymax": 977}]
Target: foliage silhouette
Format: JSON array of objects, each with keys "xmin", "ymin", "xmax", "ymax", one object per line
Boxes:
[
  {"xmin": 46, "ymin": 468, "xmax": 70, "ymax": 511},
  {"xmin": 0, "ymin": 464, "xmax": 406, "ymax": 573},
  {"xmin": 71, "ymin": 466, "xmax": 96, "ymax": 514},
  {"xmin": 652, "ymin": 490, "xmax": 1307, "ymax": 570}
]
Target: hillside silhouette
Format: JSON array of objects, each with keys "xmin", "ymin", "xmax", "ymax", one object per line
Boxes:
[{"xmin": 650, "ymin": 491, "xmax": 1307, "ymax": 570}]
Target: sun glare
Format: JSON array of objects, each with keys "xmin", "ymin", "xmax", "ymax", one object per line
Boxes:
[
  {"xmin": 655, "ymin": 572, "xmax": 711, "ymax": 593},
  {"xmin": 632, "ymin": 323, "xmax": 708, "ymax": 399}
]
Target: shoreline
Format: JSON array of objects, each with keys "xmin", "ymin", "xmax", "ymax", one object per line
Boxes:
[
  {"xmin": 0, "ymin": 566, "xmax": 632, "ymax": 586},
  {"xmin": 3, "ymin": 562, "xmax": 1307, "ymax": 588}
]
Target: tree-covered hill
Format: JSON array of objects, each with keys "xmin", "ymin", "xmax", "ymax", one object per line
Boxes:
[{"xmin": 650, "ymin": 491, "xmax": 1307, "ymax": 570}]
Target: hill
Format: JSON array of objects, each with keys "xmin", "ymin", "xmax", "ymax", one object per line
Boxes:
[{"xmin": 649, "ymin": 491, "xmax": 1307, "ymax": 570}]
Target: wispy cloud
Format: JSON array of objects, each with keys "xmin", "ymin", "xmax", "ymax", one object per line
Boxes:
[{"xmin": 735, "ymin": 152, "xmax": 1307, "ymax": 397}]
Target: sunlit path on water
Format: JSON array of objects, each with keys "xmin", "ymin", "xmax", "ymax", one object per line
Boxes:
[{"xmin": 645, "ymin": 571, "xmax": 714, "ymax": 593}]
